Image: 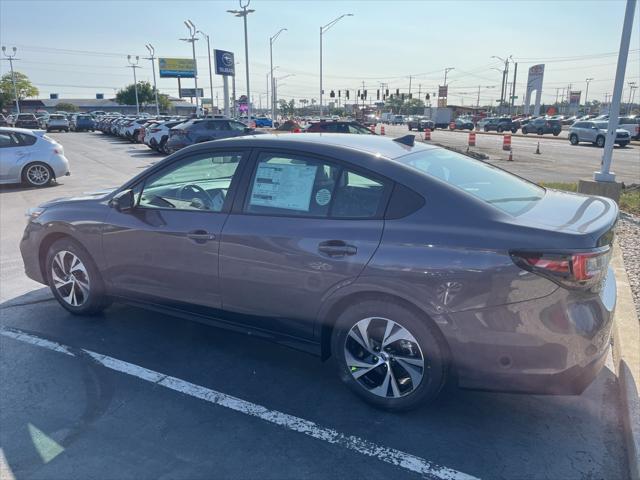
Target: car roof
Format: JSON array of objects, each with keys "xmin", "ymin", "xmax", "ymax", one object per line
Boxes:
[
  {"xmin": 0, "ymin": 126, "xmax": 42, "ymax": 135},
  {"xmin": 187, "ymin": 133, "xmax": 436, "ymax": 160}
]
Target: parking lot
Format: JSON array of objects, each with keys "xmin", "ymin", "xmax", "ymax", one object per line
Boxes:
[{"xmin": 0, "ymin": 131, "xmax": 630, "ymax": 479}]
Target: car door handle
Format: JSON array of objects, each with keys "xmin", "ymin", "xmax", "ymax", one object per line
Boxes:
[
  {"xmin": 187, "ymin": 230, "xmax": 215, "ymax": 244},
  {"xmin": 318, "ymin": 240, "xmax": 357, "ymax": 257}
]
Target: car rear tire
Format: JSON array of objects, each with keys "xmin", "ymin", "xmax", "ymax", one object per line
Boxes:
[
  {"xmin": 331, "ymin": 299, "xmax": 447, "ymax": 411},
  {"xmin": 511, "ymin": 128, "xmax": 517, "ymax": 134},
  {"xmin": 569, "ymin": 134, "xmax": 579, "ymax": 145},
  {"xmin": 552, "ymin": 130, "xmax": 560, "ymax": 136},
  {"xmin": 407, "ymin": 125, "xmax": 412, "ymax": 131},
  {"xmin": 596, "ymin": 135, "xmax": 605, "ymax": 147},
  {"xmin": 484, "ymin": 126, "xmax": 489, "ymax": 132},
  {"xmin": 497, "ymin": 126, "xmax": 504, "ymax": 133},
  {"xmin": 22, "ymin": 162, "xmax": 53, "ymax": 187},
  {"xmin": 618, "ymin": 141, "xmax": 629, "ymax": 148},
  {"xmin": 522, "ymin": 128, "xmax": 528, "ymax": 134},
  {"xmin": 46, "ymin": 238, "xmax": 110, "ymax": 316},
  {"xmin": 537, "ymin": 128, "xmax": 544, "ymax": 135}
]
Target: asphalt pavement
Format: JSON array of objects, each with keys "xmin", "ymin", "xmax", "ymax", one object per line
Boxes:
[{"xmin": 0, "ymin": 132, "xmax": 630, "ymax": 479}]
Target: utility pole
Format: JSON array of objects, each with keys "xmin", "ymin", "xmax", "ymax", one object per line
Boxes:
[
  {"xmin": 584, "ymin": 78, "xmax": 593, "ymax": 115},
  {"xmin": 145, "ymin": 44, "xmax": 160, "ymax": 116},
  {"xmin": 595, "ymin": 0, "xmax": 636, "ymax": 182},
  {"xmin": 196, "ymin": 30, "xmax": 215, "ymax": 116},
  {"xmin": 477, "ymin": 85, "xmax": 481, "ymax": 108},
  {"xmin": 126, "ymin": 55, "xmax": 141, "ymax": 115},
  {"xmin": 228, "ymin": 1, "xmax": 255, "ymax": 123},
  {"xmin": 181, "ymin": 20, "xmax": 200, "ymax": 116},
  {"xmin": 555, "ymin": 88, "xmax": 560, "ymax": 106},
  {"xmin": 408, "ymin": 75, "xmax": 412, "ymax": 96},
  {"xmin": 1, "ymin": 46, "xmax": 20, "ymax": 113},
  {"xmin": 270, "ymin": 27, "xmax": 286, "ymax": 124},
  {"xmin": 510, "ymin": 62, "xmax": 517, "ymax": 115},
  {"xmin": 319, "ymin": 13, "xmax": 353, "ymax": 117},
  {"xmin": 626, "ymin": 81, "xmax": 637, "ymax": 114}
]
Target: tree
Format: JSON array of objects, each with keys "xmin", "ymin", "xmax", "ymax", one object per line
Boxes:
[
  {"xmin": 55, "ymin": 102, "xmax": 78, "ymax": 112},
  {"xmin": 0, "ymin": 71, "xmax": 39, "ymax": 110},
  {"xmin": 278, "ymin": 98, "xmax": 295, "ymax": 117},
  {"xmin": 158, "ymin": 94, "xmax": 172, "ymax": 113},
  {"xmin": 116, "ymin": 81, "xmax": 157, "ymax": 106}
]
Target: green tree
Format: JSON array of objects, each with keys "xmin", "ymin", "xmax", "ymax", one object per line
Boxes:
[
  {"xmin": 54, "ymin": 102, "xmax": 79, "ymax": 112},
  {"xmin": 278, "ymin": 98, "xmax": 295, "ymax": 117},
  {"xmin": 158, "ymin": 94, "xmax": 172, "ymax": 113},
  {"xmin": 0, "ymin": 71, "xmax": 39, "ymax": 110},
  {"xmin": 116, "ymin": 81, "xmax": 157, "ymax": 106}
]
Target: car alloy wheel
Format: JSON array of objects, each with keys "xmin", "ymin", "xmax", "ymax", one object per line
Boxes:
[
  {"xmin": 25, "ymin": 163, "xmax": 52, "ymax": 186},
  {"xmin": 596, "ymin": 136, "xmax": 605, "ymax": 147},
  {"xmin": 344, "ymin": 317, "xmax": 424, "ymax": 398},
  {"xmin": 51, "ymin": 250, "xmax": 90, "ymax": 307},
  {"xmin": 570, "ymin": 134, "xmax": 579, "ymax": 145}
]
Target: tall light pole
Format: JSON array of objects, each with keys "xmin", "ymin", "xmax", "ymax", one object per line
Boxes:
[
  {"xmin": 228, "ymin": 1, "xmax": 255, "ymax": 124},
  {"xmin": 584, "ymin": 77, "xmax": 594, "ymax": 115},
  {"xmin": 270, "ymin": 27, "xmax": 287, "ymax": 124},
  {"xmin": 127, "ymin": 55, "xmax": 141, "ymax": 115},
  {"xmin": 181, "ymin": 20, "xmax": 200, "ymax": 116},
  {"xmin": 319, "ymin": 13, "xmax": 353, "ymax": 117},
  {"xmin": 145, "ymin": 44, "xmax": 160, "ymax": 116},
  {"xmin": 491, "ymin": 55, "xmax": 512, "ymax": 113},
  {"xmin": 1, "ymin": 46, "xmax": 20, "ymax": 114},
  {"xmin": 627, "ymin": 81, "xmax": 637, "ymax": 114},
  {"xmin": 196, "ymin": 29, "xmax": 215, "ymax": 116},
  {"xmin": 443, "ymin": 67, "xmax": 455, "ymax": 86}
]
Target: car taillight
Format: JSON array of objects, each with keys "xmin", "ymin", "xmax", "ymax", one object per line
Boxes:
[
  {"xmin": 53, "ymin": 148, "xmax": 63, "ymax": 154},
  {"xmin": 511, "ymin": 248, "xmax": 611, "ymax": 291}
]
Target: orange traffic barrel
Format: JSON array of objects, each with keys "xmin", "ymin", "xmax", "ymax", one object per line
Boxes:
[{"xmin": 503, "ymin": 134, "xmax": 511, "ymax": 151}]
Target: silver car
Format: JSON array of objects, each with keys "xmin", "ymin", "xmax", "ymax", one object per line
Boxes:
[
  {"xmin": 46, "ymin": 114, "xmax": 70, "ymax": 133},
  {"xmin": 0, "ymin": 127, "xmax": 70, "ymax": 187},
  {"xmin": 569, "ymin": 120, "xmax": 631, "ymax": 147}
]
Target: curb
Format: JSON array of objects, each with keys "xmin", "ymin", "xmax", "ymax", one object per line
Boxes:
[{"xmin": 612, "ymin": 241, "xmax": 640, "ymax": 480}]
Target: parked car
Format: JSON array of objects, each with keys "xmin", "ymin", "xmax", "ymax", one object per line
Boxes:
[
  {"xmin": 521, "ymin": 118, "xmax": 562, "ymax": 135},
  {"xmin": 562, "ymin": 115, "xmax": 577, "ymax": 125},
  {"xmin": 46, "ymin": 114, "xmax": 70, "ymax": 132},
  {"xmin": 35, "ymin": 112, "xmax": 50, "ymax": 128},
  {"xmin": 14, "ymin": 113, "xmax": 40, "ymax": 130},
  {"xmin": 0, "ymin": 127, "xmax": 70, "ymax": 187},
  {"xmin": 71, "ymin": 114, "xmax": 96, "ymax": 132},
  {"xmin": 480, "ymin": 117, "xmax": 519, "ymax": 133},
  {"xmin": 144, "ymin": 119, "xmax": 187, "ymax": 153},
  {"xmin": 406, "ymin": 116, "xmax": 435, "ymax": 131},
  {"xmin": 390, "ymin": 115, "xmax": 405, "ymax": 125},
  {"xmin": 0, "ymin": 114, "xmax": 7, "ymax": 127},
  {"xmin": 253, "ymin": 116, "xmax": 273, "ymax": 128},
  {"xmin": 166, "ymin": 118, "xmax": 256, "ymax": 153},
  {"xmin": 617, "ymin": 116, "xmax": 640, "ymax": 140},
  {"xmin": 19, "ymin": 133, "xmax": 618, "ymax": 411},
  {"xmin": 453, "ymin": 118, "xmax": 474, "ymax": 130},
  {"xmin": 568, "ymin": 121, "xmax": 631, "ymax": 147},
  {"xmin": 305, "ymin": 121, "xmax": 373, "ymax": 134}
]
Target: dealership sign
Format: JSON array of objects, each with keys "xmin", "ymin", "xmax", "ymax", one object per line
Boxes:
[
  {"xmin": 159, "ymin": 58, "xmax": 196, "ymax": 78},
  {"xmin": 180, "ymin": 88, "xmax": 204, "ymax": 98},
  {"xmin": 214, "ymin": 50, "xmax": 235, "ymax": 76},
  {"xmin": 438, "ymin": 85, "xmax": 448, "ymax": 98},
  {"xmin": 524, "ymin": 64, "xmax": 545, "ymax": 116}
]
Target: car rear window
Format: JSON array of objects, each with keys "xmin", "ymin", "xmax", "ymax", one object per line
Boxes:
[
  {"xmin": 396, "ymin": 148, "xmax": 544, "ymax": 216},
  {"xmin": 50, "ymin": 115, "xmax": 65, "ymax": 120}
]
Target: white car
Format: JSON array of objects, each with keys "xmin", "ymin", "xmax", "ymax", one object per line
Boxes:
[
  {"xmin": 46, "ymin": 114, "xmax": 70, "ymax": 132},
  {"xmin": 0, "ymin": 127, "xmax": 70, "ymax": 187},
  {"xmin": 144, "ymin": 119, "xmax": 186, "ymax": 153},
  {"xmin": 618, "ymin": 116, "xmax": 640, "ymax": 140}
]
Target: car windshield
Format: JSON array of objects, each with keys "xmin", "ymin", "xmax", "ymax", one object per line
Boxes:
[
  {"xmin": 595, "ymin": 122, "xmax": 608, "ymax": 129},
  {"xmin": 396, "ymin": 148, "xmax": 544, "ymax": 216}
]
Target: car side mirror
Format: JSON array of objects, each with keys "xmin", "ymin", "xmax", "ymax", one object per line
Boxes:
[{"xmin": 110, "ymin": 189, "xmax": 134, "ymax": 213}]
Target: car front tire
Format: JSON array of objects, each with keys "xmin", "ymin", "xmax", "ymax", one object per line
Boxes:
[
  {"xmin": 331, "ymin": 299, "xmax": 447, "ymax": 411},
  {"xmin": 596, "ymin": 135, "xmax": 605, "ymax": 147},
  {"xmin": 46, "ymin": 238, "xmax": 110, "ymax": 316},
  {"xmin": 618, "ymin": 141, "xmax": 629, "ymax": 148}
]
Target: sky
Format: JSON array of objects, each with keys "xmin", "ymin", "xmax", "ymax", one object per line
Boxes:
[{"xmin": 1, "ymin": 0, "xmax": 639, "ymax": 108}]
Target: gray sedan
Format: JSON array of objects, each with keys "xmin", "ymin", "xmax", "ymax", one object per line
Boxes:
[
  {"xmin": 20, "ymin": 133, "xmax": 617, "ymax": 411},
  {"xmin": 569, "ymin": 120, "xmax": 631, "ymax": 147}
]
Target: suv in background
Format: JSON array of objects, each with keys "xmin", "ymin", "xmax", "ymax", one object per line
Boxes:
[
  {"xmin": 406, "ymin": 116, "xmax": 435, "ymax": 131},
  {"xmin": 453, "ymin": 117, "xmax": 475, "ymax": 130},
  {"xmin": 481, "ymin": 117, "xmax": 518, "ymax": 133},
  {"xmin": 166, "ymin": 118, "xmax": 256, "ymax": 153},
  {"xmin": 46, "ymin": 114, "xmax": 70, "ymax": 132},
  {"xmin": 618, "ymin": 116, "xmax": 639, "ymax": 140},
  {"xmin": 569, "ymin": 120, "xmax": 631, "ymax": 147},
  {"xmin": 14, "ymin": 114, "xmax": 40, "ymax": 129},
  {"xmin": 305, "ymin": 121, "xmax": 373, "ymax": 134},
  {"xmin": 71, "ymin": 114, "xmax": 96, "ymax": 132},
  {"xmin": 522, "ymin": 117, "xmax": 562, "ymax": 136}
]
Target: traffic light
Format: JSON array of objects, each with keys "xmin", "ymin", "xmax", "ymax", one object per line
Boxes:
[
  {"xmin": 364, "ymin": 90, "xmax": 367, "ymax": 99},
  {"xmin": 338, "ymin": 90, "xmax": 341, "ymax": 98},
  {"xmin": 385, "ymin": 89, "xmax": 389, "ymax": 96},
  {"xmin": 409, "ymin": 93, "xmax": 413, "ymax": 99},
  {"xmin": 426, "ymin": 93, "xmax": 430, "ymax": 100},
  {"xmin": 376, "ymin": 89, "xmax": 380, "ymax": 100},
  {"xmin": 330, "ymin": 90, "xmax": 335, "ymax": 98},
  {"xmin": 346, "ymin": 90, "xmax": 349, "ymax": 99},
  {"xmin": 396, "ymin": 88, "xmax": 400, "ymax": 96}
]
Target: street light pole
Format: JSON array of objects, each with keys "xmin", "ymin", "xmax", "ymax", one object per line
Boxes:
[
  {"xmin": 319, "ymin": 13, "xmax": 353, "ymax": 117},
  {"xmin": 270, "ymin": 27, "xmax": 286, "ymax": 125},
  {"xmin": 180, "ymin": 20, "xmax": 200, "ymax": 116},
  {"xmin": 127, "ymin": 55, "xmax": 141, "ymax": 115},
  {"xmin": 228, "ymin": 1, "xmax": 255, "ymax": 124},
  {"xmin": 1, "ymin": 46, "xmax": 20, "ymax": 114},
  {"xmin": 197, "ymin": 30, "xmax": 215, "ymax": 116},
  {"xmin": 443, "ymin": 67, "xmax": 454, "ymax": 86},
  {"xmin": 626, "ymin": 81, "xmax": 637, "ymax": 114},
  {"xmin": 584, "ymin": 78, "xmax": 594, "ymax": 115},
  {"xmin": 145, "ymin": 44, "xmax": 160, "ymax": 116}
]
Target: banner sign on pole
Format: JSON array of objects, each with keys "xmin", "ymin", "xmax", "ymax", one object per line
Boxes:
[
  {"xmin": 214, "ymin": 50, "xmax": 235, "ymax": 76},
  {"xmin": 180, "ymin": 88, "xmax": 204, "ymax": 98},
  {"xmin": 159, "ymin": 58, "xmax": 196, "ymax": 78},
  {"xmin": 569, "ymin": 91, "xmax": 581, "ymax": 106},
  {"xmin": 438, "ymin": 85, "xmax": 448, "ymax": 98},
  {"xmin": 524, "ymin": 64, "xmax": 545, "ymax": 115}
]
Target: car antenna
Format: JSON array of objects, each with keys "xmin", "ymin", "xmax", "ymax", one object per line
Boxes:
[{"xmin": 393, "ymin": 135, "xmax": 415, "ymax": 147}]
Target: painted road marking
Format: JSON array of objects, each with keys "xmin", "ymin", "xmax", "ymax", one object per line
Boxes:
[{"xmin": 1, "ymin": 327, "xmax": 478, "ymax": 480}]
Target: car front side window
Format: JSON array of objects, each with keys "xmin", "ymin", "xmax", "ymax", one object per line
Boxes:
[{"xmin": 138, "ymin": 151, "xmax": 244, "ymax": 212}]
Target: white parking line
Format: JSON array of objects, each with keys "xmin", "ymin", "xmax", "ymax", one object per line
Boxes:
[{"xmin": 1, "ymin": 327, "xmax": 478, "ymax": 480}]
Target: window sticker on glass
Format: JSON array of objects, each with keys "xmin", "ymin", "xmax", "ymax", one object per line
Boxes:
[
  {"xmin": 315, "ymin": 188, "xmax": 331, "ymax": 206},
  {"xmin": 250, "ymin": 163, "xmax": 318, "ymax": 212}
]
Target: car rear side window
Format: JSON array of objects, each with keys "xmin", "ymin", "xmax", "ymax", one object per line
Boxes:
[
  {"xmin": 397, "ymin": 148, "xmax": 544, "ymax": 216},
  {"xmin": 16, "ymin": 133, "xmax": 37, "ymax": 146},
  {"xmin": 245, "ymin": 153, "xmax": 387, "ymax": 218}
]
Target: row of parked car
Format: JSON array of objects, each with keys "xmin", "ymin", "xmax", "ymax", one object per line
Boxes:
[{"xmin": 0, "ymin": 112, "xmax": 97, "ymax": 132}]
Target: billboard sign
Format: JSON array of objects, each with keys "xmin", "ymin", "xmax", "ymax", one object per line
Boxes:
[
  {"xmin": 524, "ymin": 64, "xmax": 545, "ymax": 115},
  {"xmin": 438, "ymin": 85, "xmax": 448, "ymax": 98},
  {"xmin": 214, "ymin": 50, "xmax": 235, "ymax": 76},
  {"xmin": 569, "ymin": 90, "xmax": 581, "ymax": 114},
  {"xmin": 159, "ymin": 58, "xmax": 196, "ymax": 78},
  {"xmin": 180, "ymin": 88, "xmax": 204, "ymax": 98}
]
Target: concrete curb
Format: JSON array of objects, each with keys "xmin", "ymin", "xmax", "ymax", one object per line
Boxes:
[{"xmin": 612, "ymin": 242, "xmax": 640, "ymax": 480}]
